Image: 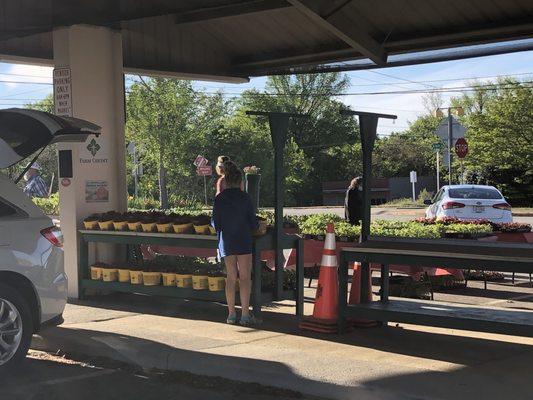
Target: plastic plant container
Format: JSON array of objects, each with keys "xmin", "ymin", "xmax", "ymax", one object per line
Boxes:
[
  {"xmin": 113, "ymin": 220, "xmax": 127, "ymax": 231},
  {"xmin": 193, "ymin": 225, "xmax": 210, "ymax": 235},
  {"xmin": 130, "ymin": 270, "xmax": 143, "ymax": 284},
  {"xmin": 208, "ymin": 276, "xmax": 225, "ymax": 291},
  {"xmin": 141, "ymin": 222, "xmax": 156, "ymax": 233},
  {"xmin": 117, "ymin": 269, "xmax": 131, "ymax": 283},
  {"xmin": 102, "ymin": 268, "xmax": 118, "ymax": 282},
  {"xmin": 162, "ymin": 272, "xmax": 177, "ymax": 286},
  {"xmin": 173, "ymin": 223, "xmax": 194, "ymax": 234},
  {"xmin": 175, "ymin": 274, "xmax": 193, "ymax": 288},
  {"xmin": 142, "ymin": 272, "xmax": 161, "ymax": 286},
  {"xmin": 90, "ymin": 265, "xmax": 103, "ymax": 280},
  {"xmin": 127, "ymin": 221, "xmax": 142, "ymax": 231},
  {"xmin": 83, "ymin": 220, "xmax": 99, "ymax": 230},
  {"xmin": 208, "ymin": 226, "xmax": 216, "ymax": 235},
  {"xmin": 192, "ymin": 275, "xmax": 208, "ymax": 290},
  {"xmin": 98, "ymin": 220, "xmax": 114, "ymax": 230}
]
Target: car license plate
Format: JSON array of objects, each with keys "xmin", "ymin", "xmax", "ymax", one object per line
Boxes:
[{"xmin": 473, "ymin": 205, "xmax": 485, "ymax": 213}]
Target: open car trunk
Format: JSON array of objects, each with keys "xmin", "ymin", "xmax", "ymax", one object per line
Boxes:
[{"xmin": 0, "ymin": 108, "xmax": 101, "ymax": 168}]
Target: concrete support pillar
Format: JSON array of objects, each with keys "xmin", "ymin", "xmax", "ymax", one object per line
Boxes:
[{"xmin": 53, "ymin": 25, "xmax": 127, "ymax": 298}]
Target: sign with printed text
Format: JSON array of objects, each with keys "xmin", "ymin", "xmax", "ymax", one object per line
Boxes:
[
  {"xmin": 410, "ymin": 171, "xmax": 417, "ymax": 183},
  {"xmin": 85, "ymin": 180, "xmax": 109, "ymax": 203},
  {"xmin": 193, "ymin": 155, "xmax": 208, "ymax": 168},
  {"xmin": 455, "ymin": 138, "xmax": 468, "ymax": 158},
  {"xmin": 197, "ymin": 165, "xmax": 212, "ymax": 176},
  {"xmin": 53, "ymin": 68, "xmax": 72, "ymax": 117}
]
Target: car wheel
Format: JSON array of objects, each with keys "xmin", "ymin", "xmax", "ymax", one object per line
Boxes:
[{"xmin": 0, "ymin": 283, "xmax": 34, "ymax": 371}]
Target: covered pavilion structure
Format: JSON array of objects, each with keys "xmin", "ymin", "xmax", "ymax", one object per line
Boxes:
[{"xmin": 0, "ymin": 0, "xmax": 531, "ymax": 298}]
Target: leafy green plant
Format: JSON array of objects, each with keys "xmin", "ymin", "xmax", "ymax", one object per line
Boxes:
[{"xmin": 32, "ymin": 192, "xmax": 60, "ymax": 215}]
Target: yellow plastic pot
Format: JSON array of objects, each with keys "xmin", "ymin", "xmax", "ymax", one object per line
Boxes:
[
  {"xmin": 83, "ymin": 220, "xmax": 99, "ymax": 230},
  {"xmin": 208, "ymin": 226, "xmax": 216, "ymax": 235},
  {"xmin": 102, "ymin": 268, "xmax": 118, "ymax": 282},
  {"xmin": 98, "ymin": 220, "xmax": 113, "ymax": 231},
  {"xmin": 117, "ymin": 269, "xmax": 131, "ymax": 283},
  {"xmin": 156, "ymin": 223, "xmax": 172, "ymax": 233},
  {"xmin": 208, "ymin": 276, "xmax": 225, "ymax": 291},
  {"xmin": 90, "ymin": 266, "xmax": 102, "ymax": 280},
  {"xmin": 130, "ymin": 270, "xmax": 143, "ymax": 284},
  {"xmin": 113, "ymin": 221, "xmax": 127, "ymax": 231},
  {"xmin": 192, "ymin": 275, "xmax": 208, "ymax": 290},
  {"xmin": 173, "ymin": 223, "xmax": 193, "ymax": 234},
  {"xmin": 127, "ymin": 221, "xmax": 141, "ymax": 232},
  {"xmin": 142, "ymin": 272, "xmax": 161, "ymax": 286},
  {"xmin": 175, "ymin": 274, "xmax": 193, "ymax": 288},
  {"xmin": 193, "ymin": 225, "xmax": 210, "ymax": 235},
  {"xmin": 162, "ymin": 273, "xmax": 176, "ymax": 286},
  {"xmin": 141, "ymin": 222, "xmax": 156, "ymax": 233}
]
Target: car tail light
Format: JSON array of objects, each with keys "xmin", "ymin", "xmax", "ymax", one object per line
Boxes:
[
  {"xmin": 493, "ymin": 203, "xmax": 511, "ymax": 211},
  {"xmin": 41, "ymin": 226, "xmax": 63, "ymax": 247},
  {"xmin": 442, "ymin": 201, "xmax": 465, "ymax": 210}
]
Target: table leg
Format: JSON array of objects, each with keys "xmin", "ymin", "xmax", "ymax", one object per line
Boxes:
[
  {"xmin": 295, "ymin": 238, "xmax": 304, "ymax": 316},
  {"xmin": 380, "ymin": 264, "xmax": 389, "ymax": 303},
  {"xmin": 252, "ymin": 246, "xmax": 262, "ymax": 319},
  {"xmin": 360, "ymin": 261, "xmax": 370, "ymax": 303},
  {"xmin": 338, "ymin": 254, "xmax": 349, "ymax": 333},
  {"xmin": 78, "ymin": 238, "xmax": 88, "ymax": 300}
]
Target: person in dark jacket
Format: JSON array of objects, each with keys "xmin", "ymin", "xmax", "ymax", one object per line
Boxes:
[
  {"xmin": 212, "ymin": 161, "xmax": 259, "ymax": 326},
  {"xmin": 345, "ymin": 177, "xmax": 363, "ymax": 225}
]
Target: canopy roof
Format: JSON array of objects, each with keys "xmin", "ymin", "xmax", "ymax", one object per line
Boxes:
[{"xmin": 0, "ymin": 0, "xmax": 532, "ymax": 81}]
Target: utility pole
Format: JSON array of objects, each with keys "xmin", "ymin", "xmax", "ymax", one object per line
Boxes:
[
  {"xmin": 434, "ymin": 106, "xmax": 464, "ymax": 186},
  {"xmin": 436, "ymin": 150, "xmax": 440, "ymax": 191}
]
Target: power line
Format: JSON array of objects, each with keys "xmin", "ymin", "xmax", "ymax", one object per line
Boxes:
[{"xmin": 0, "ymin": 80, "xmax": 52, "ymax": 85}]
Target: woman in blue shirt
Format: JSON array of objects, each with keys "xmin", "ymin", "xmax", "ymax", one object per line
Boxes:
[{"xmin": 212, "ymin": 161, "xmax": 259, "ymax": 326}]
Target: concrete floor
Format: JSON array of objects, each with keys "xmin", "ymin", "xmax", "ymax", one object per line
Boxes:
[{"xmin": 32, "ymin": 278, "xmax": 533, "ymax": 400}]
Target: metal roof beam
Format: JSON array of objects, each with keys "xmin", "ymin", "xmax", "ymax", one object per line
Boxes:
[
  {"xmin": 287, "ymin": 0, "xmax": 387, "ymax": 65},
  {"xmin": 174, "ymin": 0, "xmax": 290, "ymax": 25}
]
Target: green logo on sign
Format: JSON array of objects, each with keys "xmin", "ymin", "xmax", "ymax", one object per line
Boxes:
[{"xmin": 87, "ymin": 139, "xmax": 101, "ymax": 157}]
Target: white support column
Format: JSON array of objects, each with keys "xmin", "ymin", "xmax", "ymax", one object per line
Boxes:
[{"xmin": 53, "ymin": 25, "xmax": 127, "ymax": 298}]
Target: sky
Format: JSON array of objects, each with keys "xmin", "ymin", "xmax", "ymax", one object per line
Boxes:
[{"xmin": 1, "ymin": 50, "xmax": 531, "ymax": 137}]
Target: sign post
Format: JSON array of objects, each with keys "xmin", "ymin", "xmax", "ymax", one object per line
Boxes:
[
  {"xmin": 196, "ymin": 164, "xmax": 212, "ymax": 206},
  {"xmin": 432, "ymin": 141, "xmax": 444, "ymax": 191},
  {"xmin": 410, "ymin": 170, "xmax": 417, "ymax": 202}
]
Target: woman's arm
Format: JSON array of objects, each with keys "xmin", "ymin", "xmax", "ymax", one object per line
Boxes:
[{"xmin": 211, "ymin": 197, "xmax": 222, "ymax": 231}]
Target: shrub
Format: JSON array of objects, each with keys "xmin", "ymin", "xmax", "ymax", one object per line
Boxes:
[{"xmin": 33, "ymin": 192, "xmax": 59, "ymax": 215}]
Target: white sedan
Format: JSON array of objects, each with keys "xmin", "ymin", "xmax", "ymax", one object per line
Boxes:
[{"xmin": 424, "ymin": 185, "xmax": 513, "ymax": 223}]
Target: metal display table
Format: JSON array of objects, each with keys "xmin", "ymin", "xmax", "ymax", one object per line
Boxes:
[
  {"xmin": 339, "ymin": 237, "xmax": 533, "ymax": 336},
  {"xmin": 78, "ymin": 230, "xmax": 304, "ymax": 318}
]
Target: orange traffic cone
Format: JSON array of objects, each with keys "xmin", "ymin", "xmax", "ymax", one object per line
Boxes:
[
  {"xmin": 299, "ymin": 223, "xmax": 340, "ymax": 333},
  {"xmin": 348, "ymin": 262, "xmax": 378, "ymax": 328}
]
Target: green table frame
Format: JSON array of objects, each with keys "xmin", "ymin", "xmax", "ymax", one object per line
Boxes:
[
  {"xmin": 339, "ymin": 237, "xmax": 533, "ymax": 337},
  {"xmin": 78, "ymin": 230, "xmax": 304, "ymax": 318}
]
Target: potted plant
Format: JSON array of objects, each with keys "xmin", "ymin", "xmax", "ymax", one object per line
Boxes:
[
  {"xmin": 126, "ymin": 213, "xmax": 142, "ymax": 232},
  {"xmin": 193, "ymin": 215, "xmax": 211, "ymax": 235},
  {"xmin": 192, "ymin": 260, "xmax": 209, "ymax": 290},
  {"xmin": 142, "ymin": 262, "xmax": 162, "ymax": 286},
  {"xmin": 162, "ymin": 263, "xmax": 177, "ymax": 286},
  {"xmin": 173, "ymin": 215, "xmax": 193, "ymax": 234},
  {"xmin": 117, "ymin": 263, "xmax": 131, "ymax": 283},
  {"xmin": 253, "ymin": 215, "xmax": 268, "ymax": 237},
  {"xmin": 112, "ymin": 213, "xmax": 128, "ymax": 231},
  {"xmin": 83, "ymin": 214, "xmax": 100, "ymax": 230},
  {"xmin": 90, "ymin": 263, "xmax": 103, "ymax": 280},
  {"xmin": 129, "ymin": 264, "xmax": 143, "ymax": 285},
  {"xmin": 97, "ymin": 212, "xmax": 116, "ymax": 230},
  {"xmin": 175, "ymin": 262, "xmax": 193, "ymax": 288},
  {"xmin": 140, "ymin": 214, "xmax": 157, "ymax": 233},
  {"xmin": 208, "ymin": 264, "xmax": 226, "ymax": 291},
  {"xmin": 156, "ymin": 215, "xmax": 173, "ymax": 233},
  {"xmin": 101, "ymin": 264, "xmax": 118, "ymax": 282}
]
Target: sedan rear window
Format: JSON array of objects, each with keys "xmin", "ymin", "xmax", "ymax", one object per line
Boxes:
[
  {"xmin": 448, "ymin": 187, "xmax": 502, "ymax": 199},
  {"xmin": 0, "ymin": 112, "xmax": 50, "ymax": 157}
]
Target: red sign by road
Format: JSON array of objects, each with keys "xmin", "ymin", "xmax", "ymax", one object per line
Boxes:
[
  {"xmin": 193, "ymin": 155, "xmax": 208, "ymax": 168},
  {"xmin": 197, "ymin": 165, "xmax": 212, "ymax": 176},
  {"xmin": 455, "ymin": 138, "xmax": 468, "ymax": 158}
]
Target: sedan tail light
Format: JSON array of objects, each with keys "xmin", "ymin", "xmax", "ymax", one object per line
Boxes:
[
  {"xmin": 442, "ymin": 201, "xmax": 465, "ymax": 210},
  {"xmin": 493, "ymin": 203, "xmax": 512, "ymax": 211},
  {"xmin": 41, "ymin": 226, "xmax": 63, "ymax": 247}
]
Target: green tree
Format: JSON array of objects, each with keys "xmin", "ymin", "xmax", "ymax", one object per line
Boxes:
[{"xmin": 452, "ymin": 79, "xmax": 533, "ymax": 204}]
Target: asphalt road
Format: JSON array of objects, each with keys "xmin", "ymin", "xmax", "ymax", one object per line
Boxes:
[{"xmin": 1, "ymin": 351, "xmax": 319, "ymax": 400}]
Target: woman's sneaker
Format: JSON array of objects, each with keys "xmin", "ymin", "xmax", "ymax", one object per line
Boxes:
[
  {"xmin": 227, "ymin": 314, "xmax": 237, "ymax": 324},
  {"xmin": 240, "ymin": 313, "xmax": 261, "ymax": 326}
]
